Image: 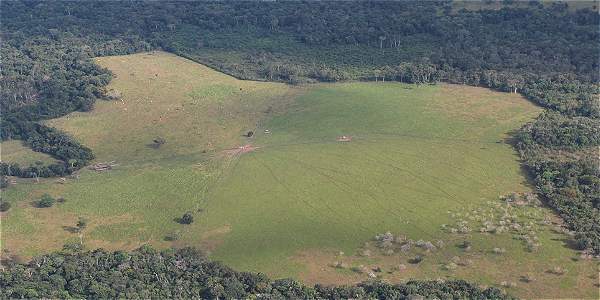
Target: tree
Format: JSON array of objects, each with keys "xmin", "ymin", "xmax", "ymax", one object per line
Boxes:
[
  {"xmin": 76, "ymin": 217, "xmax": 88, "ymax": 232},
  {"xmin": 180, "ymin": 211, "xmax": 194, "ymax": 224},
  {"xmin": 0, "ymin": 199, "xmax": 11, "ymax": 212},
  {"xmin": 37, "ymin": 193, "xmax": 55, "ymax": 208},
  {"xmin": 153, "ymin": 137, "xmax": 166, "ymax": 148},
  {"xmin": 0, "ymin": 176, "xmax": 8, "ymax": 189},
  {"xmin": 0, "ymin": 246, "xmax": 510, "ymax": 299},
  {"xmin": 68, "ymin": 159, "xmax": 78, "ymax": 168}
]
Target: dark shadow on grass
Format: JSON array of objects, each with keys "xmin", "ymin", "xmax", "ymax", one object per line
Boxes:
[
  {"xmin": 549, "ymin": 237, "xmax": 580, "ymax": 251},
  {"xmin": 62, "ymin": 226, "xmax": 79, "ymax": 233},
  {"xmin": 503, "ymin": 129, "xmax": 537, "ymax": 190},
  {"xmin": 146, "ymin": 143, "xmax": 161, "ymax": 149}
]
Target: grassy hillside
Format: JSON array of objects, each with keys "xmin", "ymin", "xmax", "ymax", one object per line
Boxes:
[
  {"xmin": 1, "ymin": 52, "xmax": 597, "ymax": 298},
  {"xmin": 1, "ymin": 51, "xmax": 294, "ymax": 255}
]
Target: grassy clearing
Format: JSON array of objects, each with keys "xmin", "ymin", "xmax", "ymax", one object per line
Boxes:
[
  {"xmin": 1, "ymin": 140, "xmax": 58, "ymax": 166},
  {"xmin": 198, "ymin": 83, "xmax": 596, "ymax": 297},
  {"xmin": 2, "ymin": 51, "xmax": 294, "ymax": 256},
  {"xmin": 1, "ymin": 52, "xmax": 597, "ymax": 298}
]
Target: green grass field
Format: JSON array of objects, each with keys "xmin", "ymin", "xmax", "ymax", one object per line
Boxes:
[{"xmin": 1, "ymin": 52, "xmax": 597, "ymax": 298}]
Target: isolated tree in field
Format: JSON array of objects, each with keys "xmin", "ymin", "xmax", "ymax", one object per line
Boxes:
[
  {"xmin": 180, "ymin": 212, "xmax": 194, "ymax": 224},
  {"xmin": 37, "ymin": 194, "xmax": 55, "ymax": 208},
  {"xmin": 0, "ymin": 176, "xmax": 9, "ymax": 189},
  {"xmin": 0, "ymin": 199, "xmax": 11, "ymax": 212},
  {"xmin": 76, "ymin": 217, "xmax": 88, "ymax": 232},
  {"xmin": 153, "ymin": 137, "xmax": 166, "ymax": 148}
]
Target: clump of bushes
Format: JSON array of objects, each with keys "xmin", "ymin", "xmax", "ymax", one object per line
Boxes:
[
  {"xmin": 37, "ymin": 194, "xmax": 55, "ymax": 208},
  {"xmin": 179, "ymin": 211, "xmax": 194, "ymax": 224},
  {"xmin": 409, "ymin": 255, "xmax": 424, "ymax": 264},
  {"xmin": 152, "ymin": 137, "xmax": 166, "ymax": 149},
  {"xmin": 165, "ymin": 231, "xmax": 181, "ymax": 241},
  {"xmin": 0, "ymin": 199, "xmax": 11, "ymax": 212}
]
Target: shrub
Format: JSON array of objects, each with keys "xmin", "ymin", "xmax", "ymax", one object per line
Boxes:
[
  {"xmin": 0, "ymin": 200, "xmax": 11, "ymax": 212},
  {"xmin": 37, "ymin": 194, "xmax": 55, "ymax": 208},
  {"xmin": 165, "ymin": 231, "xmax": 181, "ymax": 241},
  {"xmin": 0, "ymin": 176, "xmax": 8, "ymax": 189},
  {"xmin": 180, "ymin": 212, "xmax": 194, "ymax": 224},
  {"xmin": 76, "ymin": 217, "xmax": 88, "ymax": 232},
  {"xmin": 152, "ymin": 137, "xmax": 166, "ymax": 148},
  {"xmin": 409, "ymin": 255, "xmax": 424, "ymax": 264}
]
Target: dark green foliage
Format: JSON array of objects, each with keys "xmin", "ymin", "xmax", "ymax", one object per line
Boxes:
[
  {"xmin": 37, "ymin": 194, "xmax": 55, "ymax": 208},
  {"xmin": 0, "ymin": 247, "xmax": 512, "ymax": 299},
  {"xmin": 179, "ymin": 212, "xmax": 194, "ymax": 225},
  {"xmin": 0, "ymin": 176, "xmax": 8, "ymax": 189},
  {"xmin": 519, "ymin": 155, "xmax": 600, "ymax": 253},
  {"xmin": 152, "ymin": 137, "xmax": 166, "ymax": 149},
  {"xmin": 518, "ymin": 112, "xmax": 600, "ymax": 149},
  {"xmin": 0, "ymin": 199, "xmax": 11, "ymax": 212},
  {"xmin": 164, "ymin": 231, "xmax": 181, "ymax": 241},
  {"xmin": 76, "ymin": 217, "xmax": 88, "ymax": 232},
  {"xmin": 0, "ymin": 123, "xmax": 94, "ymax": 178}
]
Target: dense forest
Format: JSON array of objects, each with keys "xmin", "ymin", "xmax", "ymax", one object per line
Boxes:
[
  {"xmin": 1, "ymin": 0, "xmax": 599, "ymax": 296},
  {"xmin": 0, "ymin": 246, "xmax": 510, "ymax": 299}
]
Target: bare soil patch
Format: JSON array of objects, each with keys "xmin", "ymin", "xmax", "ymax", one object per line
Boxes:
[{"xmin": 222, "ymin": 144, "xmax": 259, "ymax": 157}]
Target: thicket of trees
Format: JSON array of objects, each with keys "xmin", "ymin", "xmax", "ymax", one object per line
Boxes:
[{"xmin": 0, "ymin": 246, "xmax": 511, "ymax": 299}]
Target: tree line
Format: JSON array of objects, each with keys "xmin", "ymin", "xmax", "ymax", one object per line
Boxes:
[{"xmin": 0, "ymin": 246, "xmax": 511, "ymax": 299}]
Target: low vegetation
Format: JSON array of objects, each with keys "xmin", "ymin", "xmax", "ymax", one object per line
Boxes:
[
  {"xmin": 0, "ymin": 200, "xmax": 11, "ymax": 212},
  {"xmin": 36, "ymin": 194, "xmax": 55, "ymax": 208}
]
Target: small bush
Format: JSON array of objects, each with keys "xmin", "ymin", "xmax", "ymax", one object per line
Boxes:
[
  {"xmin": 76, "ymin": 217, "xmax": 88, "ymax": 232},
  {"xmin": 153, "ymin": 137, "xmax": 166, "ymax": 148},
  {"xmin": 37, "ymin": 194, "xmax": 55, "ymax": 208},
  {"xmin": 459, "ymin": 240, "xmax": 472, "ymax": 251},
  {"xmin": 165, "ymin": 231, "xmax": 181, "ymax": 241},
  {"xmin": 0, "ymin": 200, "xmax": 11, "ymax": 212},
  {"xmin": 409, "ymin": 255, "xmax": 424, "ymax": 264},
  {"xmin": 180, "ymin": 212, "xmax": 194, "ymax": 224}
]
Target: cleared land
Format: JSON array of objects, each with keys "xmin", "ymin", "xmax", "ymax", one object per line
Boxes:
[{"xmin": 1, "ymin": 52, "xmax": 597, "ymax": 298}]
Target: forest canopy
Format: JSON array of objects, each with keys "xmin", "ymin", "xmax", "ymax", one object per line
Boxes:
[{"xmin": 0, "ymin": 246, "xmax": 511, "ymax": 299}]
